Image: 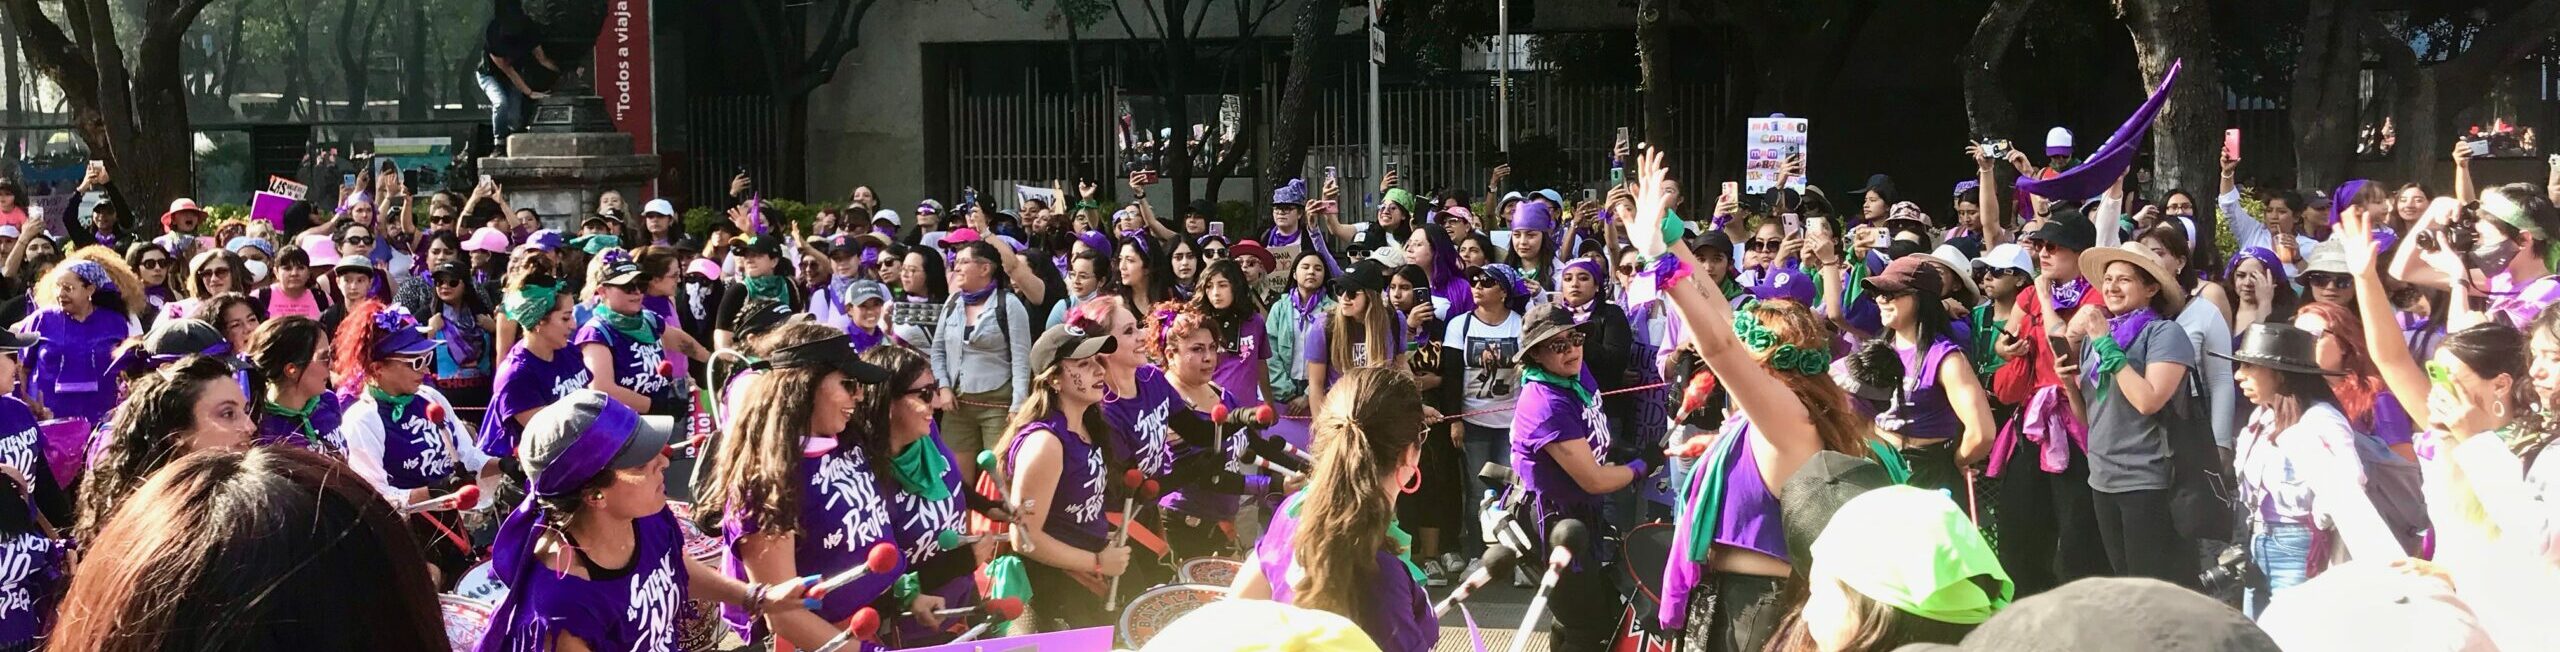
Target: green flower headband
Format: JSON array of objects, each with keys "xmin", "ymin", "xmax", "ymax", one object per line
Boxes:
[
  {"xmin": 1732, "ymin": 308, "xmax": 1830, "ymax": 376},
  {"xmin": 503, "ymin": 282, "xmax": 564, "ymax": 328}
]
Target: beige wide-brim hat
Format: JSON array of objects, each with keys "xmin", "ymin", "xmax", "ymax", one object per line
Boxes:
[{"xmin": 2077, "ymin": 241, "xmax": 2187, "ymax": 315}]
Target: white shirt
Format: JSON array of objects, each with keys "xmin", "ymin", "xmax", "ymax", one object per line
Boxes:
[
  {"xmin": 2218, "ymin": 189, "xmax": 2322, "ymax": 277},
  {"xmin": 1442, "ymin": 310, "xmax": 1524, "ymax": 429},
  {"xmin": 336, "ymin": 384, "xmax": 494, "ymax": 511}
]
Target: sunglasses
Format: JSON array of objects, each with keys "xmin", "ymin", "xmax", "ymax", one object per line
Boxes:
[
  {"xmin": 1203, "ymin": 247, "xmax": 1228, "ymax": 258},
  {"xmin": 435, "ymin": 277, "xmax": 467, "ymax": 288},
  {"xmin": 1470, "ymin": 278, "xmax": 1505, "ymax": 289},
  {"xmin": 2299, "ymin": 273, "xmax": 2351, "ymax": 290},
  {"xmin": 343, "ymin": 236, "xmax": 375, "ymax": 247},
  {"xmin": 904, "ymin": 381, "xmax": 943, "ymax": 399},
  {"xmin": 386, "ymin": 356, "xmax": 430, "ymax": 372},
  {"xmin": 1539, "ymin": 332, "xmax": 1588, "ymax": 352},
  {"xmin": 138, "ymin": 258, "xmax": 169, "ymax": 269},
  {"xmin": 1747, "ymin": 238, "xmax": 1784, "ymax": 253},
  {"xmin": 1983, "ymin": 267, "xmax": 2028, "ymax": 280}
]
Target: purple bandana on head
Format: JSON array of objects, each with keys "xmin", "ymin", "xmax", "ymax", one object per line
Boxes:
[
  {"xmin": 2021, "ymin": 60, "xmax": 2183, "ymax": 203},
  {"xmin": 59, "ymin": 260, "xmax": 114, "ymax": 294},
  {"xmin": 2330, "ymin": 179, "xmax": 2370, "ymax": 228},
  {"xmin": 480, "ymin": 398, "xmax": 657, "ymax": 651},
  {"xmin": 2223, "ymin": 246, "xmax": 2289, "ymax": 288},
  {"xmin": 1272, "ymin": 179, "xmax": 1309, "ymax": 206},
  {"xmin": 1074, "ymin": 230, "xmax": 1114, "ymax": 255},
  {"xmin": 1513, "ymin": 202, "xmax": 1558, "ymax": 233}
]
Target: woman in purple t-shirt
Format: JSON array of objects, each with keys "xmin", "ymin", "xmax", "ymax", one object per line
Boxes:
[
  {"xmin": 1230, "ymin": 368, "xmax": 1438, "ymax": 652},
  {"xmin": 1189, "ymin": 260, "xmax": 1273, "ymax": 403},
  {"xmin": 480, "ymin": 270, "xmax": 590, "ymax": 459},
  {"xmin": 691, "ymin": 323, "xmax": 898, "ymax": 651},
  {"xmin": 478, "ymin": 390, "xmax": 808, "ymax": 652},
  {"xmin": 1000, "ymin": 320, "xmax": 1134, "ymax": 631},
  {"xmin": 852, "ymin": 344, "xmax": 979, "ymax": 647},
  {"xmin": 248, "ymin": 316, "xmax": 344, "ymax": 454}
]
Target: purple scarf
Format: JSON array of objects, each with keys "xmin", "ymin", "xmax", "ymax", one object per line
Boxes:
[
  {"xmin": 956, "ymin": 284, "xmax": 997, "ymax": 307},
  {"xmin": 2088, "ymin": 306, "xmax": 2159, "ymax": 385},
  {"xmin": 1291, "ymin": 287, "xmax": 1325, "ymax": 332},
  {"xmin": 2050, "ymin": 277, "xmax": 2093, "ymax": 313},
  {"xmin": 2021, "ymin": 59, "xmax": 2183, "ymax": 203}
]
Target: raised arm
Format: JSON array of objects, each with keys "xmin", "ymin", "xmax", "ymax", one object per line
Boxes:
[
  {"xmin": 1971, "ymin": 144, "xmax": 2006, "ymax": 246},
  {"xmin": 2339, "ymin": 204, "xmax": 2434, "ymax": 422}
]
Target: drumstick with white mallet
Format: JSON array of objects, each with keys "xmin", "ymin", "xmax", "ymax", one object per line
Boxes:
[
  {"xmin": 397, "ymin": 485, "xmax": 482, "ymax": 515},
  {"xmin": 1507, "ymin": 520, "xmax": 1589, "ymax": 652},
  {"xmin": 1433, "ymin": 543, "xmax": 1520, "ymax": 617}
]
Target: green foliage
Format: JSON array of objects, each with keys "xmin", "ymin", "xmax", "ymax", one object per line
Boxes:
[{"xmin": 678, "ymin": 198, "xmax": 825, "ymax": 240}]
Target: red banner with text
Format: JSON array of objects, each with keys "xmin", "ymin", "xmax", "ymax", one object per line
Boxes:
[{"xmin": 594, "ymin": 0, "xmax": 654, "ymax": 156}]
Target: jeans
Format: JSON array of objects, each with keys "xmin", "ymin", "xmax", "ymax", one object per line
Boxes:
[
  {"xmin": 1460, "ymin": 422, "xmax": 1511, "ymax": 556},
  {"xmin": 477, "ymin": 69, "xmax": 527, "ymax": 141},
  {"xmin": 2246, "ymin": 520, "xmax": 2315, "ymax": 617}
]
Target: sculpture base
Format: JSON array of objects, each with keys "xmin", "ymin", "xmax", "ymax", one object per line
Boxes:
[
  {"xmin": 480, "ymin": 131, "xmax": 655, "ymax": 230},
  {"xmin": 529, "ymin": 93, "xmax": 617, "ymax": 134}
]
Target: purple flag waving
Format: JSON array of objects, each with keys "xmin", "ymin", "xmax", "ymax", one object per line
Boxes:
[{"xmin": 2020, "ymin": 59, "xmax": 2184, "ymax": 203}]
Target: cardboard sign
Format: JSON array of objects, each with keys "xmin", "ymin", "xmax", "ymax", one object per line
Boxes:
[
  {"xmin": 1015, "ymin": 185, "xmax": 1062, "ymax": 211},
  {"xmin": 902, "ymin": 626, "xmax": 1113, "ymax": 652},
  {"xmin": 1742, "ymin": 115, "xmax": 1810, "ymax": 195},
  {"xmin": 266, "ymin": 175, "xmax": 309, "ymax": 200}
]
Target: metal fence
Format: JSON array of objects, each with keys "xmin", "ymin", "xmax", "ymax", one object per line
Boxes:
[{"xmin": 685, "ymin": 95, "xmax": 783, "ymax": 208}]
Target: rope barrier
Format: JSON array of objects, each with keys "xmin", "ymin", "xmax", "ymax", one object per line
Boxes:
[{"xmin": 953, "ymin": 380, "xmax": 1681, "ymax": 424}]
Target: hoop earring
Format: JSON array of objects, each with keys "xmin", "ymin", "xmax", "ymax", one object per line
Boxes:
[
  {"xmin": 1400, "ymin": 468, "xmax": 1421, "ymax": 494},
  {"xmin": 2495, "ymin": 401, "xmax": 2510, "ymax": 420}
]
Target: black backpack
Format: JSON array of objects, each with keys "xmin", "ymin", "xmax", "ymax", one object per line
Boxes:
[{"xmin": 2162, "ymin": 366, "xmax": 2237, "ymax": 542}]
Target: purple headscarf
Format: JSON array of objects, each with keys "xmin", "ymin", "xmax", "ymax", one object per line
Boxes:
[{"xmin": 2224, "ymin": 246, "xmax": 2289, "ymax": 288}]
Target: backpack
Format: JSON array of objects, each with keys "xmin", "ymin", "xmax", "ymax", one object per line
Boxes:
[
  {"xmin": 2350, "ymin": 429, "xmax": 2431, "ymax": 556},
  {"xmin": 2163, "ymin": 366, "xmax": 2237, "ymax": 542}
]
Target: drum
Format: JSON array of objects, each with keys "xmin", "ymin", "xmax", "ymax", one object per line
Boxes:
[
  {"xmin": 676, "ymin": 598, "xmax": 725, "ymax": 651},
  {"xmin": 1617, "ymin": 523, "xmax": 1676, "ymax": 634},
  {"xmin": 1175, "ymin": 557, "xmax": 1241, "ymax": 586},
  {"xmin": 1115, "ymin": 582, "xmax": 1224, "ymax": 650},
  {"xmin": 452, "ymin": 561, "xmax": 509, "ymax": 605},
  {"xmin": 666, "ymin": 502, "xmax": 723, "ymax": 562},
  {"xmin": 440, "ymin": 594, "xmax": 497, "ymax": 652}
]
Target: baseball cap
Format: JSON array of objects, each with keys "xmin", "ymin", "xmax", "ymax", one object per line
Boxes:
[
  {"xmin": 732, "ymin": 233, "xmax": 785, "ymax": 258},
  {"xmin": 528, "ymin": 229, "xmax": 568, "ymax": 252},
  {"xmin": 643, "ymin": 199, "xmax": 678, "ymax": 217},
  {"xmin": 1861, "ymin": 255, "xmax": 1945, "ymax": 299},
  {"xmin": 463, "ymin": 226, "xmax": 512, "ymax": 254},
  {"xmin": 1975, "ymin": 243, "xmax": 2033, "ymax": 274},
  {"xmin": 431, "ymin": 260, "xmax": 472, "ymax": 283},
  {"xmin": 2025, "ymin": 210, "xmax": 2098, "ymax": 252},
  {"xmin": 1900, "ymin": 578, "xmax": 2278, "ymax": 652},
  {"xmin": 518, "ymin": 389, "xmax": 677, "ymax": 495},
  {"xmin": 1748, "ymin": 266, "xmax": 1818, "ymax": 305},
  {"xmin": 332, "ymin": 255, "xmax": 377, "ymax": 276},
  {"xmin": 143, "ymin": 318, "xmax": 231, "ymax": 359},
  {"xmin": 596, "ymin": 256, "xmax": 647, "ymax": 288},
  {"xmin": 1031, "ymin": 321, "xmax": 1118, "ymax": 373},
  {"xmin": 759, "ymin": 331, "xmax": 892, "ymax": 383},
  {"xmin": 847, "ymin": 280, "xmax": 889, "ymax": 306},
  {"xmin": 942, "ymin": 228, "xmax": 984, "ymax": 246}
]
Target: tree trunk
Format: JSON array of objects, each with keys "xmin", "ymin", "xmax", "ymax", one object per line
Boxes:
[
  {"xmin": 1635, "ymin": 0, "xmax": 1669, "ymax": 147},
  {"xmin": 1265, "ymin": 0, "xmax": 1328, "ymax": 188},
  {"xmin": 2118, "ymin": 0, "xmax": 2222, "ymax": 204},
  {"xmin": 1962, "ymin": 0, "xmax": 2036, "ymax": 141},
  {"xmin": 400, "ymin": 0, "xmax": 429, "ymax": 120},
  {"xmin": 2287, "ymin": 0, "xmax": 2363, "ymax": 190},
  {"xmin": 1158, "ymin": 0, "xmax": 1197, "ymax": 210},
  {"xmin": 335, "ymin": 0, "xmax": 367, "ymax": 120},
  {"xmin": 214, "ymin": 0, "xmax": 245, "ymax": 106},
  {"xmin": 3, "ymin": 28, "xmax": 20, "ymax": 161}
]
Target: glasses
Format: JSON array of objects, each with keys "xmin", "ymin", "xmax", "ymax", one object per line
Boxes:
[
  {"xmin": 1539, "ymin": 332, "xmax": 1588, "ymax": 352},
  {"xmin": 343, "ymin": 236, "xmax": 375, "ymax": 247},
  {"xmin": 1470, "ymin": 278, "xmax": 1504, "ymax": 289},
  {"xmin": 1203, "ymin": 247, "xmax": 1228, "ymax": 258},
  {"xmin": 1747, "ymin": 239, "xmax": 1784, "ymax": 253},
  {"xmin": 1983, "ymin": 267, "xmax": 2028, "ymax": 280},
  {"xmin": 138, "ymin": 258, "xmax": 169, "ymax": 269},
  {"xmin": 2299, "ymin": 273, "xmax": 2351, "ymax": 290},
  {"xmin": 386, "ymin": 356, "xmax": 429, "ymax": 372},
  {"xmin": 903, "ymin": 381, "xmax": 943, "ymax": 399},
  {"xmin": 435, "ymin": 277, "xmax": 466, "ymax": 288},
  {"xmin": 1616, "ymin": 264, "xmax": 1638, "ymax": 276}
]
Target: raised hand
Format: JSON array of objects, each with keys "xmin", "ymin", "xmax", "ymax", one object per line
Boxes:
[
  {"xmin": 1628, "ymin": 148, "xmax": 1673, "ymax": 258},
  {"xmin": 2336, "ymin": 203, "xmax": 2378, "ymax": 275}
]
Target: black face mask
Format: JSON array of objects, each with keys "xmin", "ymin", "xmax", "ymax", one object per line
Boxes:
[{"xmin": 2469, "ymin": 235, "xmax": 2522, "ymax": 273}]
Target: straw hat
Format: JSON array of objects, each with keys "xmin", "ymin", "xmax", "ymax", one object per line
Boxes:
[{"xmin": 2076, "ymin": 242, "xmax": 2186, "ymax": 314}]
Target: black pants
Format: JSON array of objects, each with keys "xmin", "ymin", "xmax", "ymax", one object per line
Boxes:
[
  {"xmin": 1994, "ymin": 435, "xmax": 2110, "ymax": 597},
  {"xmin": 1158, "ymin": 508, "xmax": 1237, "ymax": 561},
  {"xmin": 1677, "ymin": 573, "xmax": 1788, "ymax": 652},
  {"xmin": 1545, "ymin": 558, "xmax": 1623, "ymax": 652},
  {"xmin": 2092, "ymin": 487, "xmax": 2200, "ymax": 588},
  {"xmin": 1024, "ymin": 561, "xmax": 1116, "ymax": 631},
  {"xmin": 1900, "ymin": 441, "xmax": 1964, "ymax": 501}
]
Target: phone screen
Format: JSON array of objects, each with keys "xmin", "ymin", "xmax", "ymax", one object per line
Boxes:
[
  {"xmin": 1209, "ymin": 222, "xmax": 1226, "ymax": 238},
  {"xmin": 2047, "ymin": 335, "xmax": 2078, "ymax": 366},
  {"xmin": 2222, "ymin": 129, "xmax": 2241, "ymax": 160}
]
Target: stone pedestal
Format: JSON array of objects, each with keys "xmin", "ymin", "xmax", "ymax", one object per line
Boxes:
[{"xmin": 478, "ymin": 130, "xmax": 656, "ymax": 231}]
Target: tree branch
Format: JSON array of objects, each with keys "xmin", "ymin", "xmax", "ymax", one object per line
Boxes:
[{"xmin": 2436, "ymin": 0, "xmax": 2560, "ymax": 98}]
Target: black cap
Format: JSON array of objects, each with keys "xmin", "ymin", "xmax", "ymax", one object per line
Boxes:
[
  {"xmin": 1336, "ymin": 259, "xmax": 1390, "ymax": 294},
  {"xmin": 1185, "ymin": 199, "xmax": 1216, "ymax": 217},
  {"xmin": 760, "ymin": 332, "xmax": 891, "ymax": 383},
  {"xmin": 597, "ymin": 258, "xmax": 647, "ymax": 287},
  {"xmin": 431, "ymin": 260, "xmax": 471, "ymax": 282},
  {"xmin": 143, "ymin": 318, "xmax": 227, "ymax": 357},
  {"xmin": 733, "ymin": 233, "xmax": 786, "ymax": 258},
  {"xmin": 1692, "ymin": 230, "xmax": 1735, "ymax": 260},
  {"xmin": 0, "ymin": 331, "xmax": 40, "ymax": 352},
  {"xmin": 2026, "ymin": 210, "xmax": 2098, "ymax": 253}
]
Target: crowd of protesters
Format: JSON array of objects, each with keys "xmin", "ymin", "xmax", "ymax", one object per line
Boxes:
[{"xmin": 0, "ymin": 108, "xmax": 2548, "ymax": 652}]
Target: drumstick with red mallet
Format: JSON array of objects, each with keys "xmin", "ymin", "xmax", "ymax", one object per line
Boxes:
[
  {"xmin": 808, "ymin": 607, "xmax": 882, "ymax": 652},
  {"xmin": 1102, "ymin": 469, "xmax": 1158, "ymax": 612},
  {"xmin": 946, "ymin": 598, "xmax": 1028, "ymax": 643},
  {"xmin": 802, "ymin": 542, "xmax": 902, "ymax": 610}
]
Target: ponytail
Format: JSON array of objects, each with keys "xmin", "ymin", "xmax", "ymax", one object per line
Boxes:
[{"xmin": 1290, "ymin": 368, "xmax": 1424, "ymax": 621}]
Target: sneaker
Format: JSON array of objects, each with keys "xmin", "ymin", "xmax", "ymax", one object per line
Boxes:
[
  {"xmin": 1422, "ymin": 560, "xmax": 1449, "ymax": 587},
  {"xmin": 1441, "ymin": 552, "xmax": 1467, "ymax": 576}
]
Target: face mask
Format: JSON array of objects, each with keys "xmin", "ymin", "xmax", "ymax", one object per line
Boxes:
[{"xmin": 2469, "ymin": 236, "xmax": 2521, "ymax": 272}]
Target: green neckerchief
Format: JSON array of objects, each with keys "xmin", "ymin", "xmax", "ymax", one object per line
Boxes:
[
  {"xmin": 261, "ymin": 395, "xmax": 326, "ymax": 447},
  {"xmin": 1284, "ymin": 493, "xmax": 1425, "ymax": 583},
  {"xmin": 1718, "ymin": 276, "xmax": 1747, "ymax": 303},
  {"xmin": 1866, "ymin": 440, "xmax": 1913, "ymax": 485},
  {"xmin": 892, "ymin": 572, "xmax": 921, "ymax": 600},
  {"xmin": 2089, "ymin": 335, "xmax": 2131, "ymax": 392},
  {"xmin": 890, "ymin": 438, "xmax": 956, "ymax": 501},
  {"xmin": 1523, "ymin": 366, "xmax": 1592, "ymax": 405},
  {"xmin": 1804, "ymin": 255, "xmax": 1873, "ymax": 310},
  {"xmin": 1679, "ymin": 428, "xmax": 1743, "ymax": 563},
  {"xmin": 366, "ymin": 385, "xmax": 415, "ymax": 414},
  {"xmin": 740, "ymin": 274, "xmax": 791, "ymax": 303},
  {"xmin": 595, "ymin": 308, "xmax": 660, "ymax": 345}
]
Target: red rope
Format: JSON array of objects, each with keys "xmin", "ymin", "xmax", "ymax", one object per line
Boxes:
[
  {"xmin": 416, "ymin": 510, "xmax": 477, "ymax": 556},
  {"xmin": 957, "ymin": 381, "xmax": 1680, "ymax": 424}
]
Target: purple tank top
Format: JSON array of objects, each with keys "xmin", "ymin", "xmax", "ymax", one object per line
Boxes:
[
  {"xmin": 0, "ymin": 531, "xmax": 66, "ymax": 647},
  {"xmin": 1875, "ymin": 338, "xmax": 1964, "ymax": 442},
  {"xmin": 719, "ymin": 436, "xmax": 907, "ymax": 631},
  {"xmin": 479, "ymin": 343, "xmax": 592, "ymax": 458},
  {"xmin": 1159, "ymin": 385, "xmax": 1249, "ymax": 520},
  {"xmin": 1510, "ymin": 379, "xmax": 1613, "ymax": 536},
  {"xmin": 1253, "ymin": 493, "xmax": 1437, "ymax": 652},
  {"xmin": 1102, "ymin": 366, "xmax": 1180, "ymax": 478},
  {"xmin": 1005, "ymin": 411, "xmax": 1110, "ymax": 552},
  {"xmin": 574, "ymin": 314, "xmax": 683, "ymax": 415},
  {"xmin": 255, "ymin": 392, "xmax": 346, "ymax": 454},
  {"xmin": 885, "ymin": 433, "xmax": 975, "ymax": 644},
  {"xmin": 368, "ymin": 392, "xmax": 461, "ymax": 490},
  {"xmin": 1656, "ymin": 419, "xmax": 1789, "ymax": 631},
  {"xmin": 481, "ymin": 510, "xmax": 690, "ymax": 652}
]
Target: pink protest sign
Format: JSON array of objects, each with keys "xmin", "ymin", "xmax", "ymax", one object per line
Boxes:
[
  {"xmin": 904, "ymin": 626, "xmax": 1113, "ymax": 652},
  {"xmin": 249, "ymin": 191, "xmax": 297, "ymax": 229}
]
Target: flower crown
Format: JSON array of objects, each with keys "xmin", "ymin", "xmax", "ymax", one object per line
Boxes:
[
  {"xmin": 1732, "ymin": 308, "xmax": 1830, "ymax": 376},
  {"xmin": 372, "ymin": 304, "xmax": 423, "ymax": 332}
]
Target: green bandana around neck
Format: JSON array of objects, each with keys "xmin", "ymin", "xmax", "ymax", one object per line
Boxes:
[
  {"xmin": 740, "ymin": 274, "xmax": 792, "ymax": 302},
  {"xmin": 889, "ymin": 438, "xmax": 956, "ymax": 501},
  {"xmin": 503, "ymin": 283, "xmax": 563, "ymax": 328},
  {"xmin": 1523, "ymin": 366, "xmax": 1592, "ymax": 404},
  {"xmin": 1283, "ymin": 493, "xmax": 1426, "ymax": 582},
  {"xmin": 366, "ymin": 385, "xmax": 416, "ymax": 414},
  {"xmin": 261, "ymin": 395, "xmax": 326, "ymax": 446},
  {"xmin": 596, "ymin": 307, "xmax": 660, "ymax": 345}
]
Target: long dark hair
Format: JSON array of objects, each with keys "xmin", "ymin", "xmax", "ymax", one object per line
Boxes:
[
  {"xmin": 2256, "ymin": 367, "xmax": 2344, "ymax": 434},
  {"xmin": 2443, "ymin": 324, "xmax": 2537, "ymax": 422},
  {"xmin": 1117, "ymin": 238, "xmax": 1174, "ymax": 306},
  {"xmin": 695, "ymin": 322, "xmax": 857, "ymax": 538},
  {"xmin": 1187, "ymin": 259, "xmax": 1253, "ymax": 338},
  {"xmin": 77, "ymin": 355, "xmax": 264, "ymax": 541},
  {"xmin": 1290, "ymin": 368, "xmax": 1424, "ymax": 624},
  {"xmin": 899, "ymin": 246, "xmax": 950, "ymax": 303},
  {"xmin": 850, "ymin": 344, "xmax": 933, "ymax": 495},
  {"xmin": 52, "ymin": 446, "xmax": 447, "ymax": 652},
  {"xmin": 247, "ymin": 316, "xmax": 330, "ymax": 392}
]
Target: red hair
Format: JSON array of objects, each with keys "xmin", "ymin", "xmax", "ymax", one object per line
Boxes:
[
  {"xmin": 1147, "ymin": 301, "xmax": 1212, "ymax": 362},
  {"xmin": 2296, "ymin": 301, "xmax": 2383, "ymax": 431},
  {"xmin": 332, "ymin": 299, "xmax": 388, "ymax": 394}
]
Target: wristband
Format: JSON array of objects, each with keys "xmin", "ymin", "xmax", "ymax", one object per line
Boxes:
[
  {"xmin": 1647, "ymin": 253, "xmax": 1692, "ymax": 293},
  {"xmin": 745, "ymin": 582, "xmax": 767, "ymax": 613}
]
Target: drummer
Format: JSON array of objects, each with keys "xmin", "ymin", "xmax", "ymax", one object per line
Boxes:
[
  {"xmin": 333, "ymin": 302, "xmax": 499, "ymax": 583},
  {"xmin": 855, "ymin": 344, "xmax": 979, "ymax": 646},
  {"xmin": 1144, "ymin": 304, "xmax": 1266, "ymax": 556},
  {"xmin": 247, "ymin": 316, "xmax": 344, "ymax": 455},
  {"xmin": 999, "ymin": 319, "xmax": 1134, "ymax": 630},
  {"xmin": 693, "ymin": 322, "xmax": 901, "ymax": 651},
  {"xmin": 477, "ymin": 389, "xmax": 812, "ymax": 652},
  {"xmin": 479, "ymin": 270, "xmax": 590, "ymax": 460},
  {"xmin": 1086, "ymin": 295, "xmax": 1225, "ymax": 565},
  {"xmin": 1229, "ymin": 367, "xmax": 1437, "ymax": 652},
  {"xmin": 1509, "ymin": 303, "xmax": 1653, "ymax": 652}
]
